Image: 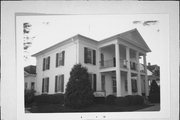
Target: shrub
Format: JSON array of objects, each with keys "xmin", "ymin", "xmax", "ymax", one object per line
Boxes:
[
  {"xmin": 64, "ymin": 64, "xmax": 94, "ymax": 109},
  {"xmin": 94, "ymin": 97, "xmax": 105, "ymax": 104},
  {"xmin": 125, "ymin": 95, "xmax": 134, "ymax": 105},
  {"xmin": 34, "ymin": 94, "xmax": 64, "ymax": 105},
  {"xmin": 148, "ymin": 80, "xmax": 160, "ymax": 103},
  {"xmin": 25, "ymin": 89, "xmax": 35, "ymax": 105},
  {"xmin": 105, "ymin": 95, "xmax": 117, "ymax": 105},
  {"xmin": 124, "ymin": 95, "xmax": 144, "ymax": 106},
  {"xmin": 115, "ymin": 97, "xmax": 129, "ymax": 106}
]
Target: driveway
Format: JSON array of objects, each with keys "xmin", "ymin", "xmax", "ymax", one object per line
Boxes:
[{"xmin": 136, "ymin": 103, "xmax": 160, "ymax": 111}]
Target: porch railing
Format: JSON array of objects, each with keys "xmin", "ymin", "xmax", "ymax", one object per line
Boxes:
[
  {"xmin": 100, "ymin": 59, "xmax": 128, "ymax": 69},
  {"xmin": 130, "ymin": 61, "xmax": 138, "ymax": 71},
  {"xmin": 100, "ymin": 59, "xmax": 115, "ymax": 69}
]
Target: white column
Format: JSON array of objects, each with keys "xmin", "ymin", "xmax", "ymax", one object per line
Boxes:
[
  {"xmin": 126, "ymin": 47, "xmax": 132, "ymax": 95},
  {"xmin": 143, "ymin": 54, "xmax": 149, "ymax": 96},
  {"xmin": 97, "ymin": 49, "xmax": 101, "ymax": 91},
  {"xmin": 115, "ymin": 42, "xmax": 121, "ymax": 97},
  {"xmin": 136, "ymin": 52, "xmax": 142, "ymax": 95}
]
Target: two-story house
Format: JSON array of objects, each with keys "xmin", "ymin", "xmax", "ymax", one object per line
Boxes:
[{"xmin": 32, "ymin": 28, "xmax": 151, "ymax": 97}]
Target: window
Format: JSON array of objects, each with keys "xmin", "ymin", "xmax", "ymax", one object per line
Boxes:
[
  {"xmin": 101, "ymin": 75, "xmax": 105, "ymax": 91},
  {"xmin": 130, "ymin": 62, "xmax": 136, "ymax": 70},
  {"xmin": 42, "ymin": 77, "xmax": 49, "ymax": 93},
  {"xmin": 88, "ymin": 73, "xmax": 97, "ymax": 91},
  {"xmin": 84, "ymin": 47, "xmax": 96, "ymax": 65},
  {"xmin": 131, "ymin": 79, "xmax": 137, "ymax": 92},
  {"xmin": 100, "ymin": 53, "xmax": 104, "ymax": 67},
  {"xmin": 55, "ymin": 74, "xmax": 64, "ymax": 93},
  {"xmin": 125, "ymin": 79, "xmax": 128, "ymax": 91},
  {"xmin": 43, "ymin": 56, "xmax": 50, "ymax": 71},
  {"xmin": 31, "ymin": 82, "xmax": 35, "ymax": 90},
  {"xmin": 56, "ymin": 51, "xmax": 65, "ymax": 67},
  {"xmin": 112, "ymin": 76, "xmax": 116, "ymax": 93},
  {"xmin": 25, "ymin": 82, "xmax": 28, "ymax": 89}
]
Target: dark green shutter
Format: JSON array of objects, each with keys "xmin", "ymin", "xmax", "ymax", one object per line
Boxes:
[
  {"xmin": 47, "ymin": 78, "xmax": 49, "ymax": 93},
  {"xmin": 56, "ymin": 53, "xmax": 58, "ymax": 67},
  {"xmin": 42, "ymin": 78, "xmax": 44, "ymax": 93},
  {"xmin": 61, "ymin": 75, "xmax": 64, "ymax": 92},
  {"xmin": 93, "ymin": 50, "xmax": 96, "ymax": 65},
  {"xmin": 62, "ymin": 51, "xmax": 65, "ymax": 66},
  {"xmin": 55, "ymin": 76, "xmax": 57, "ymax": 92},
  {"xmin": 93, "ymin": 74, "xmax": 97, "ymax": 91},
  {"xmin": 43, "ymin": 58, "xmax": 45, "ymax": 71},
  {"xmin": 84, "ymin": 47, "xmax": 88, "ymax": 63},
  {"xmin": 48, "ymin": 57, "xmax": 50, "ymax": 69}
]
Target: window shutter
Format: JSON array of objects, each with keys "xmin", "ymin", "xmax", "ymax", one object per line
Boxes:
[
  {"xmin": 42, "ymin": 78, "xmax": 44, "ymax": 93},
  {"xmin": 101, "ymin": 53, "xmax": 104, "ymax": 66},
  {"xmin": 47, "ymin": 78, "xmax": 49, "ymax": 93},
  {"xmin": 56, "ymin": 53, "xmax": 58, "ymax": 67},
  {"xmin": 62, "ymin": 51, "xmax": 65, "ymax": 66},
  {"xmin": 43, "ymin": 58, "xmax": 45, "ymax": 71},
  {"xmin": 84, "ymin": 47, "xmax": 88, "ymax": 63},
  {"xmin": 93, "ymin": 74, "xmax": 97, "ymax": 91},
  {"xmin": 48, "ymin": 57, "xmax": 50, "ymax": 69},
  {"xmin": 93, "ymin": 50, "xmax": 96, "ymax": 65},
  {"xmin": 55, "ymin": 76, "xmax": 57, "ymax": 92},
  {"xmin": 61, "ymin": 75, "xmax": 64, "ymax": 92},
  {"xmin": 113, "ymin": 57, "xmax": 116, "ymax": 67}
]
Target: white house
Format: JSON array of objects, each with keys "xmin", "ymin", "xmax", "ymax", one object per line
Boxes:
[
  {"xmin": 32, "ymin": 28, "xmax": 151, "ymax": 97},
  {"xmin": 24, "ymin": 65, "xmax": 36, "ymax": 91}
]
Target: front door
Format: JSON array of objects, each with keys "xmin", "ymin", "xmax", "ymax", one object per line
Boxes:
[{"xmin": 112, "ymin": 76, "xmax": 116, "ymax": 95}]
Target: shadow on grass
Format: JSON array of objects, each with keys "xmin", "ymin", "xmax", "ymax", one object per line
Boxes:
[{"xmin": 27, "ymin": 103, "xmax": 154, "ymax": 113}]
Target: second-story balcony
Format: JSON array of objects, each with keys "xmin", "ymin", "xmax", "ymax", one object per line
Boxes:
[{"xmin": 100, "ymin": 59, "xmax": 128, "ymax": 69}]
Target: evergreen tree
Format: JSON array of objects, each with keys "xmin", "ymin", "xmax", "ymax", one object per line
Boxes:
[
  {"xmin": 149, "ymin": 80, "xmax": 160, "ymax": 103},
  {"xmin": 64, "ymin": 64, "xmax": 94, "ymax": 109}
]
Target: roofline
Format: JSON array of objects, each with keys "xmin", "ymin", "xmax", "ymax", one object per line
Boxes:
[
  {"xmin": 32, "ymin": 29, "xmax": 151, "ymax": 57},
  {"xmin": 99, "ymin": 28, "xmax": 151, "ymax": 52},
  {"xmin": 32, "ymin": 34, "xmax": 97, "ymax": 57}
]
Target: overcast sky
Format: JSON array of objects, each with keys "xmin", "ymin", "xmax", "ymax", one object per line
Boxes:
[{"xmin": 21, "ymin": 14, "xmax": 167, "ymax": 67}]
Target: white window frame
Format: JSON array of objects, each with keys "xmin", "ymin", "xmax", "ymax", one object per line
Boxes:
[
  {"xmin": 55, "ymin": 74, "xmax": 64, "ymax": 93},
  {"xmin": 42, "ymin": 77, "xmax": 49, "ymax": 94}
]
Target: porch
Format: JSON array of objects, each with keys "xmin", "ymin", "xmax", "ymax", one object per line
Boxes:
[
  {"xmin": 98, "ymin": 42, "xmax": 148, "ymax": 97},
  {"xmin": 99, "ymin": 44, "xmax": 146, "ymax": 73},
  {"xmin": 99, "ymin": 71, "xmax": 147, "ymax": 97}
]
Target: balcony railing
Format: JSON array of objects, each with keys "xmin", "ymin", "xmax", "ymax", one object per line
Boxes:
[
  {"xmin": 100, "ymin": 59, "xmax": 115, "ymax": 69},
  {"xmin": 130, "ymin": 61, "xmax": 138, "ymax": 71},
  {"xmin": 120, "ymin": 59, "xmax": 128, "ymax": 69},
  {"xmin": 100, "ymin": 59, "xmax": 128, "ymax": 69}
]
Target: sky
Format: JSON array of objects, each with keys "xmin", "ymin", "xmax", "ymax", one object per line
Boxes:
[{"xmin": 21, "ymin": 14, "xmax": 166, "ymax": 67}]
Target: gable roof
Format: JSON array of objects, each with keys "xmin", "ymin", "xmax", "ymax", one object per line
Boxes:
[
  {"xmin": 32, "ymin": 34, "xmax": 97, "ymax": 57},
  {"xmin": 32, "ymin": 28, "xmax": 151, "ymax": 57},
  {"xmin": 99, "ymin": 28, "xmax": 151, "ymax": 52},
  {"xmin": 24, "ymin": 65, "xmax": 36, "ymax": 74}
]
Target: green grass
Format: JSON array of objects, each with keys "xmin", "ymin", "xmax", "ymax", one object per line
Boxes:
[{"xmin": 28, "ymin": 103, "xmax": 153, "ymax": 113}]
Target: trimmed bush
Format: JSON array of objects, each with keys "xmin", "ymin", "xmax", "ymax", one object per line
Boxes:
[
  {"xmin": 116, "ymin": 95, "xmax": 144, "ymax": 106},
  {"xmin": 105, "ymin": 95, "xmax": 117, "ymax": 105},
  {"xmin": 34, "ymin": 94, "xmax": 64, "ymax": 105},
  {"xmin": 64, "ymin": 64, "xmax": 94, "ymax": 109},
  {"xmin": 94, "ymin": 97, "xmax": 105, "ymax": 104},
  {"xmin": 148, "ymin": 80, "xmax": 160, "ymax": 103},
  {"xmin": 25, "ymin": 89, "xmax": 35, "ymax": 105},
  {"xmin": 115, "ymin": 97, "xmax": 129, "ymax": 106}
]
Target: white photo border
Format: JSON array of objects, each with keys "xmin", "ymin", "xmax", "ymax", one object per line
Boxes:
[{"xmin": 1, "ymin": 1, "xmax": 179, "ymax": 120}]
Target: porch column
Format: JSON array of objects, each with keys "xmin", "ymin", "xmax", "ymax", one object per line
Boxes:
[
  {"xmin": 96, "ymin": 48, "xmax": 102, "ymax": 91},
  {"xmin": 115, "ymin": 41, "xmax": 121, "ymax": 97},
  {"xmin": 143, "ymin": 54, "xmax": 149, "ymax": 96},
  {"xmin": 136, "ymin": 52, "xmax": 142, "ymax": 95},
  {"xmin": 126, "ymin": 47, "xmax": 132, "ymax": 95}
]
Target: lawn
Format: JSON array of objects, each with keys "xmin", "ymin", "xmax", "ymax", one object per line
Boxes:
[{"xmin": 27, "ymin": 103, "xmax": 153, "ymax": 113}]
